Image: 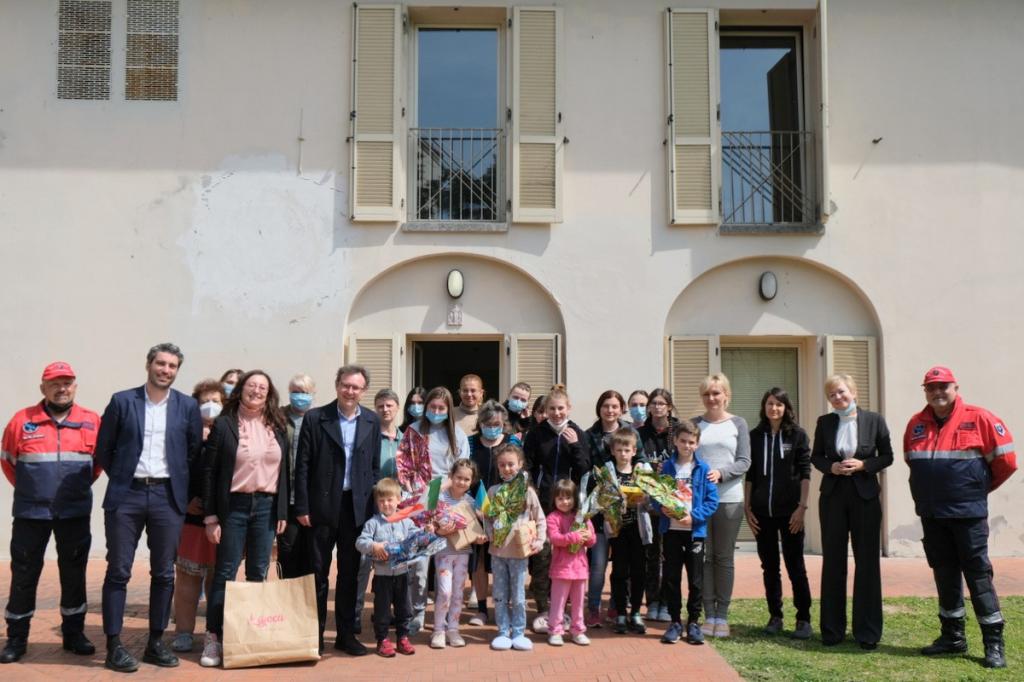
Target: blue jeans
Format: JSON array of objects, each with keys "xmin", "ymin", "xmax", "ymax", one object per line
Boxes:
[
  {"xmin": 492, "ymin": 556, "xmax": 528, "ymax": 638},
  {"xmin": 586, "ymin": 529, "xmax": 609, "ymax": 610},
  {"xmin": 206, "ymin": 493, "xmax": 276, "ymax": 636}
]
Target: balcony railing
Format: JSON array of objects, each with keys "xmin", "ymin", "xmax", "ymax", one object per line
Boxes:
[
  {"xmin": 410, "ymin": 128, "xmax": 505, "ymax": 223},
  {"xmin": 721, "ymin": 131, "xmax": 817, "ymax": 227}
]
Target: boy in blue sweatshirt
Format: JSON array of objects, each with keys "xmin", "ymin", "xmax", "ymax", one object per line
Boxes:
[
  {"xmin": 356, "ymin": 479, "xmax": 417, "ymax": 658},
  {"xmin": 654, "ymin": 421, "xmax": 719, "ymax": 645}
]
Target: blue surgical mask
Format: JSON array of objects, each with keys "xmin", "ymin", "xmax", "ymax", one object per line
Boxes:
[
  {"xmin": 834, "ymin": 400, "xmax": 857, "ymax": 417},
  {"xmin": 408, "ymin": 403, "xmax": 424, "ymax": 418},
  {"xmin": 426, "ymin": 411, "xmax": 448, "ymax": 425},
  {"xmin": 289, "ymin": 392, "xmax": 313, "ymax": 411},
  {"xmin": 508, "ymin": 398, "xmax": 528, "ymax": 413},
  {"xmin": 629, "ymin": 405, "xmax": 647, "ymax": 423},
  {"xmin": 481, "ymin": 425, "xmax": 504, "ymax": 441},
  {"xmin": 222, "ymin": 383, "xmax": 235, "ymax": 397}
]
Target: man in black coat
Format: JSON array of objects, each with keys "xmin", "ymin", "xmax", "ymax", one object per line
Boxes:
[{"xmin": 294, "ymin": 365, "xmax": 381, "ymax": 655}]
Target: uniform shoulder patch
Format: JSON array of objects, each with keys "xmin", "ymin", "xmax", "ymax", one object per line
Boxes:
[
  {"xmin": 995, "ymin": 423, "xmax": 1006, "ymax": 436},
  {"xmin": 912, "ymin": 424, "xmax": 925, "ymax": 437},
  {"xmin": 23, "ymin": 422, "xmax": 38, "ymax": 433}
]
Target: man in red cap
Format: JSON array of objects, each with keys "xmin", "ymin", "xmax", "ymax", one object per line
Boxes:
[
  {"xmin": 0, "ymin": 362, "xmax": 102, "ymax": 663},
  {"xmin": 903, "ymin": 366, "xmax": 1017, "ymax": 669}
]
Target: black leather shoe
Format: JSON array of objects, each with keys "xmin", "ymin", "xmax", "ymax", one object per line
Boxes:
[
  {"xmin": 105, "ymin": 643, "xmax": 139, "ymax": 673},
  {"xmin": 1, "ymin": 637, "xmax": 27, "ymax": 663},
  {"xmin": 334, "ymin": 633, "xmax": 368, "ymax": 656},
  {"xmin": 63, "ymin": 631, "xmax": 96, "ymax": 655},
  {"xmin": 858, "ymin": 641, "xmax": 878, "ymax": 651},
  {"xmin": 142, "ymin": 638, "xmax": 179, "ymax": 667}
]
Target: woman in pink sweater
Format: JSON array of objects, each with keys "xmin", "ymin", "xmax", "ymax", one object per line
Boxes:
[{"xmin": 546, "ymin": 479, "xmax": 597, "ymax": 646}]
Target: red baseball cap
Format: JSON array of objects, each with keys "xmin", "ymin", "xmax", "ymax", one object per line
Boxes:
[
  {"xmin": 41, "ymin": 361, "xmax": 76, "ymax": 381},
  {"xmin": 922, "ymin": 366, "xmax": 957, "ymax": 385}
]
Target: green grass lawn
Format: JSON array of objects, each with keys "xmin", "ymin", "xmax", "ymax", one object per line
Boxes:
[{"xmin": 711, "ymin": 597, "xmax": 1022, "ymax": 681}]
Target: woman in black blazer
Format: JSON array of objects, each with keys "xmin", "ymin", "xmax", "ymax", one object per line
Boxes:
[
  {"xmin": 199, "ymin": 370, "xmax": 290, "ymax": 667},
  {"xmin": 811, "ymin": 374, "xmax": 893, "ymax": 650}
]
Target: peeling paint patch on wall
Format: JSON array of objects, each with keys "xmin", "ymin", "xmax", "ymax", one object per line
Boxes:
[{"xmin": 180, "ymin": 154, "xmax": 345, "ymax": 318}]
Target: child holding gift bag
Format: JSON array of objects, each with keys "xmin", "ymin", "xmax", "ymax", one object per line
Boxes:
[
  {"xmin": 484, "ymin": 443, "xmax": 546, "ymax": 651},
  {"xmin": 545, "ymin": 479, "xmax": 596, "ymax": 646},
  {"xmin": 431, "ymin": 458, "xmax": 486, "ymax": 649},
  {"xmin": 655, "ymin": 420, "xmax": 719, "ymax": 645}
]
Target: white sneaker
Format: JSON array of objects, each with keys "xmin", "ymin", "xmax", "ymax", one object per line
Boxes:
[
  {"xmin": 430, "ymin": 631, "xmax": 447, "ymax": 649},
  {"xmin": 199, "ymin": 632, "xmax": 222, "ymax": 667},
  {"xmin": 531, "ymin": 612, "xmax": 549, "ymax": 634},
  {"xmin": 571, "ymin": 633, "xmax": 591, "ymax": 646},
  {"xmin": 511, "ymin": 635, "xmax": 534, "ymax": 651},
  {"xmin": 547, "ymin": 634, "xmax": 564, "ymax": 646},
  {"xmin": 447, "ymin": 631, "xmax": 466, "ymax": 647}
]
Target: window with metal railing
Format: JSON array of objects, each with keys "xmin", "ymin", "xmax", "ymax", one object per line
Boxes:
[{"xmin": 410, "ymin": 128, "xmax": 504, "ymax": 222}]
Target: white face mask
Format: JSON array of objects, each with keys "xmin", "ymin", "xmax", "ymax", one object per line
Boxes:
[{"xmin": 200, "ymin": 401, "xmax": 222, "ymax": 420}]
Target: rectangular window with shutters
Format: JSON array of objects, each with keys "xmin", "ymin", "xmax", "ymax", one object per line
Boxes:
[
  {"xmin": 57, "ymin": 0, "xmax": 112, "ymax": 100},
  {"xmin": 125, "ymin": 0, "xmax": 179, "ymax": 101}
]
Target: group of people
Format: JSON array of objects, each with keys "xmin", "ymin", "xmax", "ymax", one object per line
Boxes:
[{"xmin": 0, "ymin": 343, "xmax": 1016, "ymax": 672}]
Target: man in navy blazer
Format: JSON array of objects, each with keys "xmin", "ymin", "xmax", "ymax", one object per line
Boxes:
[
  {"xmin": 95, "ymin": 343, "xmax": 202, "ymax": 673},
  {"xmin": 295, "ymin": 364, "xmax": 381, "ymax": 656}
]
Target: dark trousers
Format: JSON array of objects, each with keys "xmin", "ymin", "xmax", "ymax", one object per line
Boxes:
[
  {"xmin": 754, "ymin": 512, "xmax": 812, "ymax": 622},
  {"xmin": 6, "ymin": 516, "xmax": 91, "ymax": 638},
  {"xmin": 102, "ymin": 480, "xmax": 185, "ymax": 636},
  {"xmin": 645, "ymin": 512, "xmax": 665, "ymax": 605},
  {"xmin": 206, "ymin": 493, "xmax": 277, "ymax": 636},
  {"xmin": 610, "ymin": 522, "xmax": 646, "ymax": 615},
  {"xmin": 921, "ymin": 516, "xmax": 1002, "ymax": 624},
  {"xmin": 528, "ymin": 540, "xmax": 552, "ymax": 612},
  {"xmin": 277, "ymin": 505, "xmax": 312, "ymax": 579},
  {"xmin": 662, "ymin": 530, "xmax": 703, "ymax": 624},
  {"xmin": 819, "ymin": 477, "xmax": 882, "ymax": 645},
  {"xmin": 309, "ymin": 491, "xmax": 361, "ymax": 640},
  {"xmin": 372, "ymin": 573, "xmax": 412, "ymax": 641}
]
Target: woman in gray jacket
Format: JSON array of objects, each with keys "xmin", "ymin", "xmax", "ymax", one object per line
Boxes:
[{"xmin": 692, "ymin": 373, "xmax": 750, "ymax": 638}]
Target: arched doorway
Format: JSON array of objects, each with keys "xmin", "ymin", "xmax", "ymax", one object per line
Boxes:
[
  {"xmin": 664, "ymin": 256, "xmax": 882, "ymax": 553},
  {"xmin": 345, "ymin": 253, "xmax": 566, "ymax": 408}
]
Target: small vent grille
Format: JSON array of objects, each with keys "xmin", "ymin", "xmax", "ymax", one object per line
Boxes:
[
  {"xmin": 57, "ymin": 0, "xmax": 112, "ymax": 100},
  {"xmin": 126, "ymin": 0, "xmax": 179, "ymax": 101}
]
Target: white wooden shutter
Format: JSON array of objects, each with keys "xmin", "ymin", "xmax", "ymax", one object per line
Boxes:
[
  {"xmin": 511, "ymin": 7, "xmax": 563, "ymax": 223},
  {"xmin": 510, "ymin": 333, "xmax": 561, "ymax": 393},
  {"xmin": 349, "ymin": 5, "xmax": 404, "ymax": 222},
  {"xmin": 666, "ymin": 9, "xmax": 720, "ymax": 225},
  {"xmin": 824, "ymin": 336, "xmax": 878, "ymax": 412},
  {"xmin": 666, "ymin": 335, "xmax": 720, "ymax": 419},
  {"xmin": 347, "ymin": 334, "xmax": 404, "ymax": 408},
  {"xmin": 816, "ymin": 0, "xmax": 832, "ymax": 223}
]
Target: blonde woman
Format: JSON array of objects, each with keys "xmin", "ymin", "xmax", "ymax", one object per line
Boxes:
[
  {"xmin": 693, "ymin": 374, "xmax": 750, "ymax": 638},
  {"xmin": 810, "ymin": 374, "xmax": 893, "ymax": 650}
]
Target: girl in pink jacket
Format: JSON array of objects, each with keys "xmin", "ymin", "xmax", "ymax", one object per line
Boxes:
[{"xmin": 546, "ymin": 479, "xmax": 597, "ymax": 646}]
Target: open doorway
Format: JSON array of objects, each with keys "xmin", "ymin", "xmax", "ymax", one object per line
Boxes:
[{"xmin": 412, "ymin": 339, "xmax": 502, "ymax": 402}]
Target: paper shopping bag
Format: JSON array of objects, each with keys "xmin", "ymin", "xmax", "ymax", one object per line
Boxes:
[
  {"xmin": 449, "ymin": 500, "xmax": 485, "ymax": 551},
  {"xmin": 222, "ymin": 573, "xmax": 320, "ymax": 669},
  {"xmin": 506, "ymin": 520, "xmax": 538, "ymax": 558}
]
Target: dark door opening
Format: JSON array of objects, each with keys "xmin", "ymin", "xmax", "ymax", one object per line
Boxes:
[{"xmin": 412, "ymin": 340, "xmax": 501, "ymax": 404}]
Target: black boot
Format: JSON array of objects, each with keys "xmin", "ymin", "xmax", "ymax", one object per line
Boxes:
[
  {"xmin": 62, "ymin": 631, "xmax": 96, "ymax": 655},
  {"xmin": 0, "ymin": 637, "xmax": 27, "ymax": 664},
  {"xmin": 981, "ymin": 622, "xmax": 1006, "ymax": 669},
  {"xmin": 104, "ymin": 636, "xmax": 139, "ymax": 673},
  {"xmin": 921, "ymin": 616, "xmax": 968, "ymax": 655}
]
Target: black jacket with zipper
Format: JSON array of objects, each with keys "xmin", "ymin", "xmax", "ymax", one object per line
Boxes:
[
  {"xmin": 745, "ymin": 422, "xmax": 811, "ymax": 518},
  {"xmin": 525, "ymin": 419, "xmax": 590, "ymax": 513}
]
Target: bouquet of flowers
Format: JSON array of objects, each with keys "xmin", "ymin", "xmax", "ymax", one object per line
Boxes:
[
  {"xmin": 576, "ymin": 463, "xmax": 625, "ymax": 541},
  {"xmin": 410, "ymin": 499, "xmax": 469, "ymax": 532},
  {"xmin": 634, "ymin": 468, "xmax": 691, "ymax": 518},
  {"xmin": 486, "ymin": 471, "xmax": 529, "ymax": 549},
  {"xmin": 385, "ymin": 527, "xmax": 448, "ymax": 571}
]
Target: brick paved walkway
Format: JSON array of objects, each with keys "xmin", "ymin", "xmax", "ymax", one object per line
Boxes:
[{"xmin": 2, "ymin": 553, "xmax": 1021, "ymax": 680}]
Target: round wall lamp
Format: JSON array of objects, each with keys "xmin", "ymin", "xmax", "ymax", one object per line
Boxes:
[
  {"xmin": 758, "ymin": 271, "xmax": 778, "ymax": 301},
  {"xmin": 446, "ymin": 269, "xmax": 465, "ymax": 299}
]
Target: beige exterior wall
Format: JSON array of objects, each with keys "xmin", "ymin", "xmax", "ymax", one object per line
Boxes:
[{"xmin": 1, "ymin": 0, "xmax": 1022, "ymax": 558}]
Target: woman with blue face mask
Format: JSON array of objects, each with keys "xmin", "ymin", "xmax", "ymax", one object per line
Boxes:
[
  {"xmin": 466, "ymin": 400, "xmax": 522, "ymax": 627},
  {"xmin": 219, "ymin": 368, "xmax": 243, "ymax": 398},
  {"xmin": 394, "ymin": 386, "xmax": 470, "ymax": 635},
  {"xmin": 400, "ymin": 386, "xmax": 427, "ymax": 432},
  {"xmin": 278, "ymin": 374, "xmax": 316, "ymax": 581},
  {"xmin": 503, "ymin": 382, "xmax": 533, "ymax": 439},
  {"xmin": 628, "ymin": 390, "xmax": 650, "ymax": 430}
]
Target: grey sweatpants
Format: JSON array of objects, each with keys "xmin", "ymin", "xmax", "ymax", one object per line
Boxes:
[{"xmin": 702, "ymin": 501, "xmax": 743, "ymax": 621}]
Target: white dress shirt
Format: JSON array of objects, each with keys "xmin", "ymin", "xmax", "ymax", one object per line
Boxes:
[
  {"xmin": 339, "ymin": 406, "xmax": 361, "ymax": 491},
  {"xmin": 135, "ymin": 392, "xmax": 170, "ymax": 478}
]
